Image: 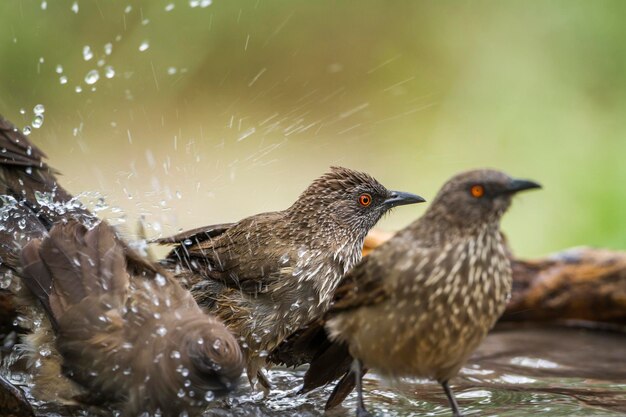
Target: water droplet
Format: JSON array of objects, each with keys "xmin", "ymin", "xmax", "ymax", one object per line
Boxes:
[
  {"xmin": 237, "ymin": 127, "xmax": 256, "ymax": 141},
  {"xmin": 142, "ymin": 18, "xmax": 150, "ymax": 25},
  {"xmin": 82, "ymin": 45, "xmax": 93, "ymax": 61},
  {"xmin": 189, "ymin": 0, "xmax": 200, "ymax": 7},
  {"xmin": 138, "ymin": 41, "xmax": 150, "ymax": 52},
  {"xmin": 177, "ymin": 389, "xmax": 186, "ymax": 398},
  {"xmin": 39, "ymin": 347, "xmax": 51, "ymax": 357},
  {"xmin": 204, "ymin": 391, "xmax": 215, "ymax": 401},
  {"xmin": 124, "ymin": 5, "xmax": 132, "ymax": 13},
  {"xmin": 39, "ymin": 57, "xmax": 45, "ymax": 64},
  {"xmin": 75, "ymin": 86, "xmax": 82, "ymax": 93},
  {"xmin": 59, "ymin": 76, "xmax": 68, "ymax": 85},
  {"xmin": 84, "ymin": 70, "xmax": 99, "ymax": 85},
  {"xmin": 156, "ymin": 326, "xmax": 167, "ymax": 337},
  {"xmin": 175, "ymin": 191, "xmax": 182, "ymax": 199},
  {"xmin": 41, "ymin": 1, "xmax": 47, "ymax": 10},
  {"xmin": 104, "ymin": 43, "xmax": 113, "ymax": 56},
  {"xmin": 97, "ymin": 59, "xmax": 105, "ymax": 67},
  {"xmin": 212, "ymin": 339, "xmax": 222, "ymax": 351},
  {"xmin": 71, "ymin": 1, "xmax": 79, "ymax": 13},
  {"xmin": 33, "ymin": 104, "xmax": 45, "ymax": 115},
  {"xmin": 170, "ymin": 350, "xmax": 181, "ymax": 359},
  {"xmin": 22, "ymin": 126, "xmax": 32, "ymax": 136},
  {"xmin": 55, "ymin": 64, "xmax": 63, "ymax": 74},
  {"xmin": 165, "ymin": 3, "xmax": 175, "ymax": 11},
  {"xmin": 104, "ymin": 66, "xmax": 115, "ymax": 79},
  {"xmin": 19, "ymin": 109, "xmax": 25, "ymax": 115},
  {"xmin": 32, "ymin": 115, "xmax": 44, "ymax": 129},
  {"xmin": 155, "ymin": 274, "xmax": 166, "ymax": 287},
  {"xmin": 167, "ymin": 67, "xmax": 177, "ymax": 75},
  {"xmin": 201, "ymin": 0, "xmax": 212, "ymax": 7},
  {"xmin": 35, "ymin": 191, "xmax": 54, "ymax": 207}
]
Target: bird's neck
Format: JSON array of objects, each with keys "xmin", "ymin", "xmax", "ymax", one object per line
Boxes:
[{"xmin": 412, "ymin": 210, "xmax": 503, "ymax": 247}]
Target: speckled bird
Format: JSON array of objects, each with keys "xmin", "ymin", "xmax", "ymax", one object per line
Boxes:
[
  {"xmin": 158, "ymin": 167, "xmax": 425, "ymax": 391},
  {"xmin": 273, "ymin": 169, "xmax": 541, "ymax": 417}
]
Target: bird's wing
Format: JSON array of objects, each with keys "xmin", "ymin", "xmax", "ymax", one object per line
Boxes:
[
  {"xmin": 164, "ymin": 213, "xmax": 289, "ymax": 294},
  {"xmin": 153, "ymin": 223, "xmax": 235, "ymax": 245}
]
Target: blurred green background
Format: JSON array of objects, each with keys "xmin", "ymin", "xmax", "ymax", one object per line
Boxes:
[{"xmin": 0, "ymin": 0, "xmax": 624, "ymax": 257}]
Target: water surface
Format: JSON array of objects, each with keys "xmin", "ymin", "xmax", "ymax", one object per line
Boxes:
[{"xmin": 7, "ymin": 325, "xmax": 625, "ymax": 417}]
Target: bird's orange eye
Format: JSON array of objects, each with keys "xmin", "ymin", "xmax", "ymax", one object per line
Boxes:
[
  {"xmin": 470, "ymin": 185, "xmax": 485, "ymax": 198},
  {"xmin": 359, "ymin": 193, "xmax": 372, "ymax": 207}
]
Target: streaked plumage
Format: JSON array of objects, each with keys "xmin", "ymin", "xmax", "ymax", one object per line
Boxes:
[
  {"xmin": 272, "ymin": 169, "xmax": 541, "ymax": 417},
  {"xmin": 158, "ymin": 167, "xmax": 425, "ymax": 391}
]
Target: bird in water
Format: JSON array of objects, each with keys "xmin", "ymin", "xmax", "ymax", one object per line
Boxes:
[
  {"xmin": 271, "ymin": 169, "xmax": 541, "ymax": 417},
  {"xmin": 0, "ymin": 114, "xmax": 244, "ymax": 416},
  {"xmin": 157, "ymin": 166, "xmax": 425, "ymax": 392}
]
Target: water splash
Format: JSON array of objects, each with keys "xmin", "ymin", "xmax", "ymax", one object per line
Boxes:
[
  {"xmin": 85, "ymin": 69, "xmax": 99, "ymax": 85},
  {"xmin": 82, "ymin": 45, "xmax": 93, "ymax": 61}
]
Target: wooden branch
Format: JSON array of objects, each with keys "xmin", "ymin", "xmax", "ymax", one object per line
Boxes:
[{"xmin": 504, "ymin": 248, "xmax": 626, "ymax": 324}]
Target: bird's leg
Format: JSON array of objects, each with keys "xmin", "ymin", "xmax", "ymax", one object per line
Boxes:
[
  {"xmin": 441, "ymin": 380, "xmax": 464, "ymax": 417},
  {"xmin": 353, "ymin": 359, "xmax": 372, "ymax": 417},
  {"xmin": 256, "ymin": 369, "xmax": 272, "ymax": 395}
]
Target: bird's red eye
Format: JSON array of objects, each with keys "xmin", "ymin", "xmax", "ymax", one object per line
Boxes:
[
  {"xmin": 359, "ymin": 193, "xmax": 372, "ymax": 207},
  {"xmin": 470, "ymin": 185, "xmax": 485, "ymax": 198}
]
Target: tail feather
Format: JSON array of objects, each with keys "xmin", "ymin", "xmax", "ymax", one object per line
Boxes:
[
  {"xmin": 301, "ymin": 341, "xmax": 352, "ymax": 394},
  {"xmin": 325, "ymin": 368, "xmax": 357, "ymax": 410},
  {"xmin": 270, "ymin": 319, "xmax": 357, "ymax": 408},
  {"xmin": 19, "ymin": 239, "xmax": 59, "ymax": 328},
  {"xmin": 35, "ymin": 221, "xmax": 128, "ymax": 317}
]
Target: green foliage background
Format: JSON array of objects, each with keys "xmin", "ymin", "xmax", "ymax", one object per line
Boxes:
[{"xmin": 1, "ymin": 1, "xmax": 624, "ymax": 257}]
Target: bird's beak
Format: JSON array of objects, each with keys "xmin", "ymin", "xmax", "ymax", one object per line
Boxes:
[
  {"xmin": 383, "ymin": 191, "xmax": 426, "ymax": 208},
  {"xmin": 503, "ymin": 178, "xmax": 542, "ymax": 195}
]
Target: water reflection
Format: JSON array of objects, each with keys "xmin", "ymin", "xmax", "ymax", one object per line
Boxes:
[{"xmin": 4, "ymin": 325, "xmax": 624, "ymax": 416}]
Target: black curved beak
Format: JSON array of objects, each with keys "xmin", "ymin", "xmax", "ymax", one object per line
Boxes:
[
  {"xmin": 383, "ymin": 191, "xmax": 426, "ymax": 208},
  {"xmin": 504, "ymin": 178, "xmax": 542, "ymax": 195}
]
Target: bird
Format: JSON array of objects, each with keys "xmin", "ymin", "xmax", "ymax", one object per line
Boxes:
[
  {"xmin": 0, "ymin": 114, "xmax": 244, "ymax": 416},
  {"xmin": 157, "ymin": 166, "xmax": 426, "ymax": 392},
  {"xmin": 271, "ymin": 169, "xmax": 541, "ymax": 417}
]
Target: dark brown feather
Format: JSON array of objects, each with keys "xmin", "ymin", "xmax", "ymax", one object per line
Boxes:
[{"xmin": 0, "ymin": 113, "xmax": 244, "ymax": 415}]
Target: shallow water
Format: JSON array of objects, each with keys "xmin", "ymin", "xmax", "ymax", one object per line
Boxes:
[{"xmin": 6, "ymin": 325, "xmax": 626, "ymax": 417}]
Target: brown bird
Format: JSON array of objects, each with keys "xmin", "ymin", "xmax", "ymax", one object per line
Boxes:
[
  {"xmin": 157, "ymin": 167, "xmax": 425, "ymax": 392},
  {"xmin": 0, "ymin": 114, "xmax": 244, "ymax": 416},
  {"xmin": 272, "ymin": 169, "xmax": 541, "ymax": 417}
]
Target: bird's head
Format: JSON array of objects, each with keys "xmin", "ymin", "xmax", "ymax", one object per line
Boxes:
[
  {"xmin": 291, "ymin": 166, "xmax": 425, "ymax": 236},
  {"xmin": 428, "ymin": 169, "xmax": 541, "ymax": 230}
]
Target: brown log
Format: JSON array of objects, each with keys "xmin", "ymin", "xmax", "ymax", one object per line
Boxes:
[{"xmin": 504, "ymin": 247, "xmax": 626, "ymax": 324}]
